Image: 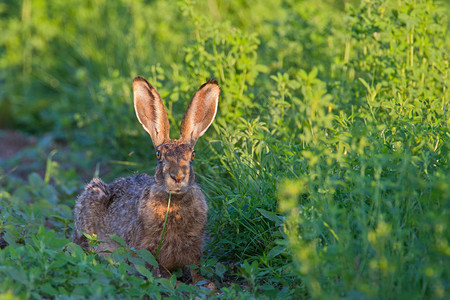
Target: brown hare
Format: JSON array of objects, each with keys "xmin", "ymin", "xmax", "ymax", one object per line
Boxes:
[{"xmin": 73, "ymin": 76, "xmax": 220, "ymax": 285}]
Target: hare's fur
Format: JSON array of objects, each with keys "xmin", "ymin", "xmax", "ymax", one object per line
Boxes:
[{"xmin": 72, "ymin": 76, "xmax": 220, "ymax": 284}]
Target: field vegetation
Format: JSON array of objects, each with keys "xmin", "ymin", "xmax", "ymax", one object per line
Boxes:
[{"xmin": 0, "ymin": 0, "xmax": 449, "ymax": 298}]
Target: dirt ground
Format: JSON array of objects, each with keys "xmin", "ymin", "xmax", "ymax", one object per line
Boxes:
[
  {"xmin": 0, "ymin": 130, "xmax": 37, "ymax": 159},
  {"xmin": 0, "ymin": 130, "xmax": 65, "ymax": 181}
]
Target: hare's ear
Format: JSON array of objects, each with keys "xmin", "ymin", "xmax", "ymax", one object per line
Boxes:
[
  {"xmin": 133, "ymin": 76, "xmax": 170, "ymax": 147},
  {"xmin": 180, "ymin": 79, "xmax": 220, "ymax": 146}
]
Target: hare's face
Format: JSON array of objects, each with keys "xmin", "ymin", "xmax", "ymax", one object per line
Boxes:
[{"xmin": 154, "ymin": 141, "xmax": 195, "ymax": 194}]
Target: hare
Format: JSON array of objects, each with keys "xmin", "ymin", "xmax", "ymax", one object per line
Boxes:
[{"xmin": 72, "ymin": 76, "xmax": 220, "ymax": 285}]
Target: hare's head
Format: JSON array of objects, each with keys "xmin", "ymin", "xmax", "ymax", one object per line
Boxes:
[{"xmin": 133, "ymin": 76, "xmax": 220, "ymax": 194}]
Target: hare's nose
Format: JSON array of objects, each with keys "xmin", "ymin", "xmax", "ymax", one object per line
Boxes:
[{"xmin": 170, "ymin": 172, "xmax": 185, "ymax": 183}]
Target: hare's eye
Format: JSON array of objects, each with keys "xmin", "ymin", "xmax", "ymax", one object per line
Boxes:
[
  {"xmin": 156, "ymin": 150, "xmax": 161, "ymax": 160},
  {"xmin": 191, "ymin": 151, "xmax": 195, "ymax": 160}
]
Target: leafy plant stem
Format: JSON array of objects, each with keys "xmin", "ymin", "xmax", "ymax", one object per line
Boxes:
[{"xmin": 44, "ymin": 150, "xmax": 57, "ymax": 184}]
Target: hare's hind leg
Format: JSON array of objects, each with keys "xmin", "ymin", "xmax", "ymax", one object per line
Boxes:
[{"xmin": 73, "ymin": 178, "xmax": 110, "ymax": 249}]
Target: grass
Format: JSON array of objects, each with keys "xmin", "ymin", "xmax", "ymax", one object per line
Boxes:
[{"xmin": 0, "ymin": 0, "xmax": 449, "ymax": 298}]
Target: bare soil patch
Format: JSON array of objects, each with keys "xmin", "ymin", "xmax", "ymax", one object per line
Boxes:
[{"xmin": 0, "ymin": 130, "xmax": 37, "ymax": 159}]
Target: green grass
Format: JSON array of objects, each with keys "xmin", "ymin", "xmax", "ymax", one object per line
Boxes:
[{"xmin": 1, "ymin": 0, "xmax": 449, "ymax": 298}]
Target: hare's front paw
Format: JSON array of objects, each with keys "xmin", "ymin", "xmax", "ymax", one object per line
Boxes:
[
  {"xmin": 204, "ymin": 281, "xmax": 218, "ymax": 291},
  {"xmin": 192, "ymin": 274, "xmax": 218, "ymax": 291}
]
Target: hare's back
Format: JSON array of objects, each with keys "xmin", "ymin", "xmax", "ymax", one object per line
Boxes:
[
  {"xmin": 108, "ymin": 173, "xmax": 153, "ymax": 200},
  {"xmin": 104, "ymin": 173, "xmax": 154, "ymax": 233}
]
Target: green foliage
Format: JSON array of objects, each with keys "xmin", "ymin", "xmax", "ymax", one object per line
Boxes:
[
  {"xmin": 1, "ymin": 0, "xmax": 449, "ymax": 298},
  {"xmin": 0, "ymin": 168, "xmax": 213, "ymax": 299}
]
